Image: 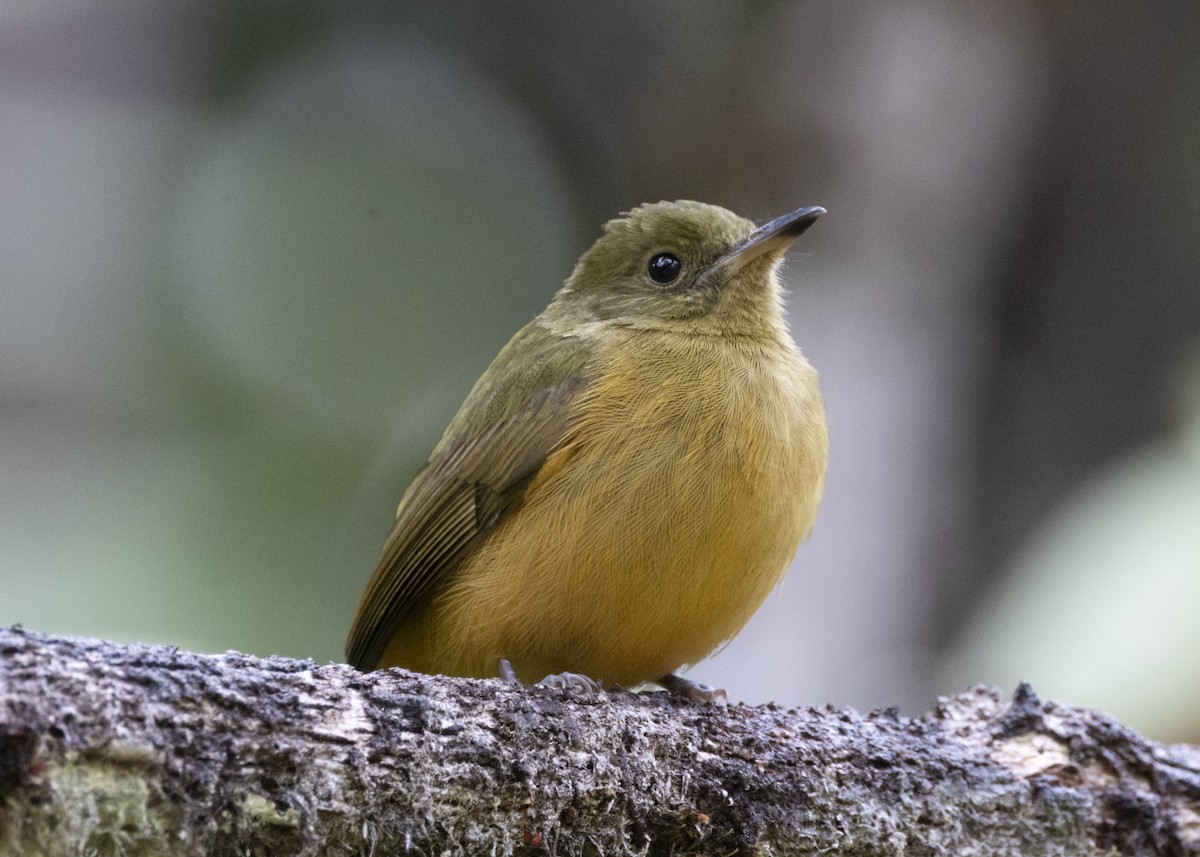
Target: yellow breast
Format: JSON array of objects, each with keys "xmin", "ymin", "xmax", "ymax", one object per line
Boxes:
[{"xmin": 383, "ymin": 328, "xmax": 828, "ymax": 686}]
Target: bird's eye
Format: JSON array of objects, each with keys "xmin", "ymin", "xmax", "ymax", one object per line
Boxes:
[{"xmin": 647, "ymin": 252, "xmax": 682, "ymax": 285}]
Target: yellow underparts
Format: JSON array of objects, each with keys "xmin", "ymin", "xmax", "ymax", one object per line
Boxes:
[{"xmin": 379, "ymin": 329, "xmax": 827, "ymax": 686}]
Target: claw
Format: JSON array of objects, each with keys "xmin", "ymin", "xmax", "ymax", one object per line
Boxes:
[
  {"xmin": 496, "ymin": 658, "xmax": 605, "ymax": 700},
  {"xmin": 538, "ymin": 671, "xmax": 604, "ymax": 700},
  {"xmin": 658, "ymin": 673, "xmax": 728, "ymax": 705}
]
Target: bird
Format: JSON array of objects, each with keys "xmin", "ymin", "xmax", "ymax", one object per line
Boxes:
[{"xmin": 346, "ymin": 200, "xmax": 828, "ymax": 701}]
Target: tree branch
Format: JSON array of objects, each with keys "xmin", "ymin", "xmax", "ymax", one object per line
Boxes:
[{"xmin": 1, "ymin": 627, "xmax": 1198, "ymax": 855}]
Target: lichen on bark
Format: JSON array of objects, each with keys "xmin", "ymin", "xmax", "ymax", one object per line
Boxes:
[{"xmin": 2, "ymin": 627, "xmax": 1198, "ymax": 855}]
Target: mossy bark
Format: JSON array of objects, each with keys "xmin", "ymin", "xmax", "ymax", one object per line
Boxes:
[{"xmin": 1, "ymin": 627, "xmax": 1198, "ymax": 855}]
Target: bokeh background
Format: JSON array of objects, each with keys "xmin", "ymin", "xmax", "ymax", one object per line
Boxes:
[{"xmin": 3, "ymin": 2, "xmax": 1199, "ymax": 741}]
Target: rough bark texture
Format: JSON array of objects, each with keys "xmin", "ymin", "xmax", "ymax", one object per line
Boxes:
[{"xmin": 1, "ymin": 628, "xmax": 1198, "ymax": 856}]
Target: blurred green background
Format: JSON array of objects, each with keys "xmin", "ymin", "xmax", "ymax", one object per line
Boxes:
[{"xmin": 3, "ymin": 2, "xmax": 1199, "ymax": 741}]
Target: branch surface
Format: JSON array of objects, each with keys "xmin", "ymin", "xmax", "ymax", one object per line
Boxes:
[{"xmin": 1, "ymin": 627, "xmax": 1198, "ymax": 855}]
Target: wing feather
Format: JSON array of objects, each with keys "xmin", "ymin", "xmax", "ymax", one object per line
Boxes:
[{"xmin": 345, "ymin": 321, "xmax": 592, "ymax": 670}]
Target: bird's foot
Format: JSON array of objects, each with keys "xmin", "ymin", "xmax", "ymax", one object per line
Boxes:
[
  {"xmin": 658, "ymin": 673, "xmax": 728, "ymax": 704},
  {"xmin": 537, "ymin": 671, "xmax": 605, "ymax": 699},
  {"xmin": 497, "ymin": 657, "xmax": 605, "ymax": 700},
  {"xmin": 498, "ymin": 657, "xmax": 520, "ymax": 682}
]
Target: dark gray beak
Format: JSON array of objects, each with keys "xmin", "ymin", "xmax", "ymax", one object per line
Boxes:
[{"xmin": 720, "ymin": 205, "xmax": 825, "ymax": 275}]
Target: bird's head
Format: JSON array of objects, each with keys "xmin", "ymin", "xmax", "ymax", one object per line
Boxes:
[{"xmin": 547, "ymin": 200, "xmax": 823, "ymax": 339}]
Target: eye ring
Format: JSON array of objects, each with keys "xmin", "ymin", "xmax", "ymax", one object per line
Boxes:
[{"xmin": 647, "ymin": 252, "xmax": 683, "ymax": 285}]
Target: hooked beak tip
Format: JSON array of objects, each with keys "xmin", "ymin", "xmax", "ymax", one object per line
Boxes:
[{"xmin": 723, "ymin": 205, "xmax": 825, "ymax": 274}]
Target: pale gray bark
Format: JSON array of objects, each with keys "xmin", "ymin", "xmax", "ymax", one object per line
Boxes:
[{"xmin": 1, "ymin": 627, "xmax": 1198, "ymax": 856}]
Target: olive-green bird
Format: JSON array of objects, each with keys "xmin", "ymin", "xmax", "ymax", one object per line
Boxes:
[{"xmin": 346, "ymin": 200, "xmax": 828, "ymax": 700}]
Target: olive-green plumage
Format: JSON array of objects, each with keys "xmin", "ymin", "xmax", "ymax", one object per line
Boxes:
[{"xmin": 346, "ymin": 200, "xmax": 828, "ymax": 689}]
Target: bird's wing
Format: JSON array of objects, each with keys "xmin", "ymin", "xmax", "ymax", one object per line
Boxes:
[{"xmin": 345, "ymin": 320, "xmax": 594, "ymax": 670}]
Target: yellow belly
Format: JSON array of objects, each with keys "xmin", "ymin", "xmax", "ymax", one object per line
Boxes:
[{"xmin": 380, "ymin": 332, "xmax": 827, "ymax": 686}]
